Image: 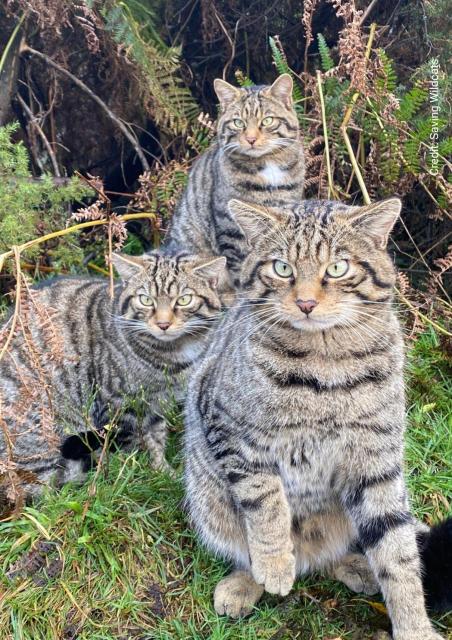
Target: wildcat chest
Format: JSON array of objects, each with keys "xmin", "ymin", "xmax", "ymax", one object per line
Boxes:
[{"xmin": 259, "ymin": 162, "xmax": 288, "ymax": 185}]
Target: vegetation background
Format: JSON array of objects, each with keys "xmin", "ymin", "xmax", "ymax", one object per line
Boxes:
[{"xmin": 0, "ymin": 0, "xmax": 450, "ymax": 638}]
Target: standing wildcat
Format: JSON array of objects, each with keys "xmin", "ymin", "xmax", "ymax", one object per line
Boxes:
[
  {"xmin": 0, "ymin": 252, "xmax": 225, "ymax": 499},
  {"xmin": 165, "ymin": 74, "xmax": 305, "ymax": 291},
  {"xmin": 184, "ymin": 198, "xmax": 450, "ymax": 638}
]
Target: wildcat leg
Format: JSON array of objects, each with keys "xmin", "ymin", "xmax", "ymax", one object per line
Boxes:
[
  {"xmin": 332, "ymin": 551, "xmax": 379, "ymax": 595},
  {"xmin": 343, "ymin": 473, "xmax": 443, "ymax": 640},
  {"xmin": 141, "ymin": 414, "xmax": 172, "ymax": 473},
  {"xmin": 214, "ymin": 570, "xmax": 264, "ymax": 618},
  {"xmin": 230, "ymin": 473, "xmax": 296, "ymax": 596}
]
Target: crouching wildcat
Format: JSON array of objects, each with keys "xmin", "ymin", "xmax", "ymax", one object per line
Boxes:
[{"xmin": 0, "ymin": 251, "xmax": 225, "ymax": 501}]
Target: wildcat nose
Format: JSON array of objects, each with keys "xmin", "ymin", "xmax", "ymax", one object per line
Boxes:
[
  {"xmin": 157, "ymin": 321, "xmax": 171, "ymax": 331},
  {"xmin": 295, "ymin": 299, "xmax": 318, "ymax": 315},
  {"xmin": 246, "ymin": 136, "xmax": 257, "ymax": 146}
]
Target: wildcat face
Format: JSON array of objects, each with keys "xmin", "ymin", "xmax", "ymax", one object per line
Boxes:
[
  {"xmin": 112, "ymin": 253, "xmax": 226, "ymax": 341},
  {"xmin": 214, "ymin": 74, "xmax": 299, "ymax": 159},
  {"xmin": 229, "ymin": 198, "xmax": 401, "ymax": 333}
]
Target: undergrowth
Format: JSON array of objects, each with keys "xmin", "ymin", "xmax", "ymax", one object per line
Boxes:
[{"xmin": 0, "ymin": 330, "xmax": 450, "ymax": 640}]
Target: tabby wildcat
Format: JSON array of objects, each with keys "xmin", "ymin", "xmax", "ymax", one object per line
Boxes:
[
  {"xmin": 164, "ymin": 74, "xmax": 305, "ymax": 292},
  {"xmin": 0, "ymin": 251, "xmax": 225, "ymax": 499},
  {"xmin": 184, "ymin": 198, "xmax": 451, "ymax": 638}
]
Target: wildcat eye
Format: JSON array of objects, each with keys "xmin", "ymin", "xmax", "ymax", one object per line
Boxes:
[
  {"xmin": 273, "ymin": 260, "xmax": 293, "ymax": 278},
  {"xmin": 139, "ymin": 294, "xmax": 154, "ymax": 306},
  {"xmin": 177, "ymin": 294, "xmax": 193, "ymax": 307},
  {"xmin": 261, "ymin": 116, "xmax": 274, "ymax": 126},
  {"xmin": 326, "ymin": 260, "xmax": 349, "ymax": 278},
  {"xmin": 233, "ymin": 118, "xmax": 245, "ymax": 129}
]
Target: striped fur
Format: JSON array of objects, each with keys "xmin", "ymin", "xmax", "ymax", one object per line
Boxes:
[
  {"xmin": 164, "ymin": 75, "xmax": 305, "ymax": 292},
  {"xmin": 0, "ymin": 252, "xmax": 225, "ymax": 499},
  {"xmin": 183, "ymin": 198, "xmax": 445, "ymax": 638}
]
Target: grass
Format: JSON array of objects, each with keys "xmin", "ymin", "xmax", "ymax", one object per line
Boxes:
[{"xmin": 0, "ymin": 329, "xmax": 451, "ymax": 640}]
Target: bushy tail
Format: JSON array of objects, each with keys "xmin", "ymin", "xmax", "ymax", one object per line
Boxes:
[{"xmin": 417, "ymin": 517, "xmax": 452, "ymax": 612}]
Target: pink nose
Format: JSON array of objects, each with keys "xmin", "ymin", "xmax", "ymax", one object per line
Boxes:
[
  {"xmin": 157, "ymin": 321, "xmax": 171, "ymax": 331},
  {"xmin": 295, "ymin": 299, "xmax": 318, "ymax": 315},
  {"xmin": 246, "ymin": 136, "xmax": 257, "ymax": 146}
]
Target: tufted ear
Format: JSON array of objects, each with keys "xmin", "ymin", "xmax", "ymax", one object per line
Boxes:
[
  {"xmin": 265, "ymin": 73, "xmax": 293, "ymax": 108},
  {"xmin": 214, "ymin": 78, "xmax": 241, "ymax": 109},
  {"xmin": 340, "ymin": 198, "xmax": 402, "ymax": 249},
  {"xmin": 228, "ymin": 199, "xmax": 286, "ymax": 246},
  {"xmin": 111, "ymin": 253, "xmax": 149, "ymax": 280},
  {"xmin": 190, "ymin": 256, "xmax": 227, "ymax": 289}
]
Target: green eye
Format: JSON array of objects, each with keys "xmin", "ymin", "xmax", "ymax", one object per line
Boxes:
[
  {"xmin": 262, "ymin": 116, "xmax": 274, "ymax": 126},
  {"xmin": 326, "ymin": 260, "xmax": 349, "ymax": 278},
  {"xmin": 177, "ymin": 294, "xmax": 193, "ymax": 307},
  {"xmin": 233, "ymin": 118, "xmax": 245, "ymax": 129},
  {"xmin": 273, "ymin": 260, "xmax": 293, "ymax": 278},
  {"xmin": 139, "ymin": 294, "xmax": 154, "ymax": 306}
]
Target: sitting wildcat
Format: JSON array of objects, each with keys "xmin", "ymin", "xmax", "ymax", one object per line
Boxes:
[
  {"xmin": 184, "ymin": 198, "xmax": 451, "ymax": 638},
  {"xmin": 164, "ymin": 74, "xmax": 305, "ymax": 294},
  {"xmin": 0, "ymin": 251, "xmax": 225, "ymax": 499}
]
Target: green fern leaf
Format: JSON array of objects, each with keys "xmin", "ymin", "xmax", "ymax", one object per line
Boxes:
[{"xmin": 317, "ymin": 34, "xmax": 335, "ymax": 72}]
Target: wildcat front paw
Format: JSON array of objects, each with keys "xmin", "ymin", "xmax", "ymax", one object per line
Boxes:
[
  {"xmin": 251, "ymin": 551, "xmax": 296, "ymax": 596},
  {"xmin": 214, "ymin": 570, "xmax": 264, "ymax": 618}
]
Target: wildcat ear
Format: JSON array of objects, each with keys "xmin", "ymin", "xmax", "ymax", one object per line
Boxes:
[
  {"xmin": 111, "ymin": 253, "xmax": 148, "ymax": 280},
  {"xmin": 265, "ymin": 74, "xmax": 293, "ymax": 107},
  {"xmin": 342, "ymin": 198, "xmax": 402, "ymax": 249},
  {"xmin": 190, "ymin": 256, "xmax": 227, "ymax": 289},
  {"xmin": 214, "ymin": 78, "xmax": 240, "ymax": 109},
  {"xmin": 228, "ymin": 199, "xmax": 285, "ymax": 246}
]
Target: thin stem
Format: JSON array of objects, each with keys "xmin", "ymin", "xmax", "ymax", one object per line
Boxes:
[
  {"xmin": 107, "ymin": 221, "xmax": 114, "ymax": 299},
  {"xmin": 339, "ymin": 22, "xmax": 377, "ymax": 205},
  {"xmin": 0, "ymin": 14, "xmax": 25, "ymax": 76},
  {"xmin": 316, "ymin": 70, "xmax": 338, "ymax": 200},
  {"xmin": 0, "ymin": 213, "xmax": 156, "ymax": 273},
  {"xmin": 396, "ymin": 288, "xmax": 452, "ymax": 337},
  {"xmin": 17, "ymin": 93, "xmax": 61, "ymax": 177},
  {"xmin": 0, "ymin": 247, "xmax": 22, "ymax": 362}
]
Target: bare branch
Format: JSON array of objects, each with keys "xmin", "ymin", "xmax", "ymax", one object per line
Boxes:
[{"xmin": 21, "ymin": 44, "xmax": 150, "ymax": 171}]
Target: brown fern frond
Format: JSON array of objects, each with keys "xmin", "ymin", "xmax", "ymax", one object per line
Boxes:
[{"xmin": 328, "ymin": 0, "xmax": 367, "ymax": 94}]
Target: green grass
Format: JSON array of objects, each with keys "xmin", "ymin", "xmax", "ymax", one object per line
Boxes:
[{"xmin": 0, "ymin": 330, "xmax": 451, "ymax": 639}]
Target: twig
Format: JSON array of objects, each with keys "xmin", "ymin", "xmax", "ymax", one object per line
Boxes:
[
  {"xmin": 87, "ymin": 262, "xmax": 109, "ymax": 276},
  {"xmin": 213, "ymin": 8, "xmax": 237, "ymax": 80},
  {"xmin": 107, "ymin": 221, "xmax": 114, "ymax": 299},
  {"xmin": 17, "ymin": 94, "xmax": 61, "ymax": 177},
  {"xmin": 0, "ymin": 213, "xmax": 156, "ymax": 273},
  {"xmin": 360, "ymin": 0, "xmax": 379, "ymax": 25},
  {"xmin": 395, "ymin": 288, "xmax": 452, "ymax": 337},
  {"xmin": 0, "ymin": 247, "xmax": 22, "ymax": 362},
  {"xmin": 0, "ymin": 14, "xmax": 25, "ymax": 76},
  {"xmin": 21, "ymin": 45, "xmax": 150, "ymax": 171},
  {"xmin": 316, "ymin": 71, "xmax": 339, "ymax": 200},
  {"xmin": 398, "ymin": 217, "xmax": 451, "ymax": 304},
  {"xmin": 339, "ymin": 22, "xmax": 377, "ymax": 205}
]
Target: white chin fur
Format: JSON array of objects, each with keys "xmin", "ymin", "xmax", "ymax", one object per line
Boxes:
[
  {"xmin": 149, "ymin": 330, "xmax": 182, "ymax": 342},
  {"xmin": 290, "ymin": 316, "xmax": 339, "ymax": 332},
  {"xmin": 240, "ymin": 146, "xmax": 272, "ymax": 158}
]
